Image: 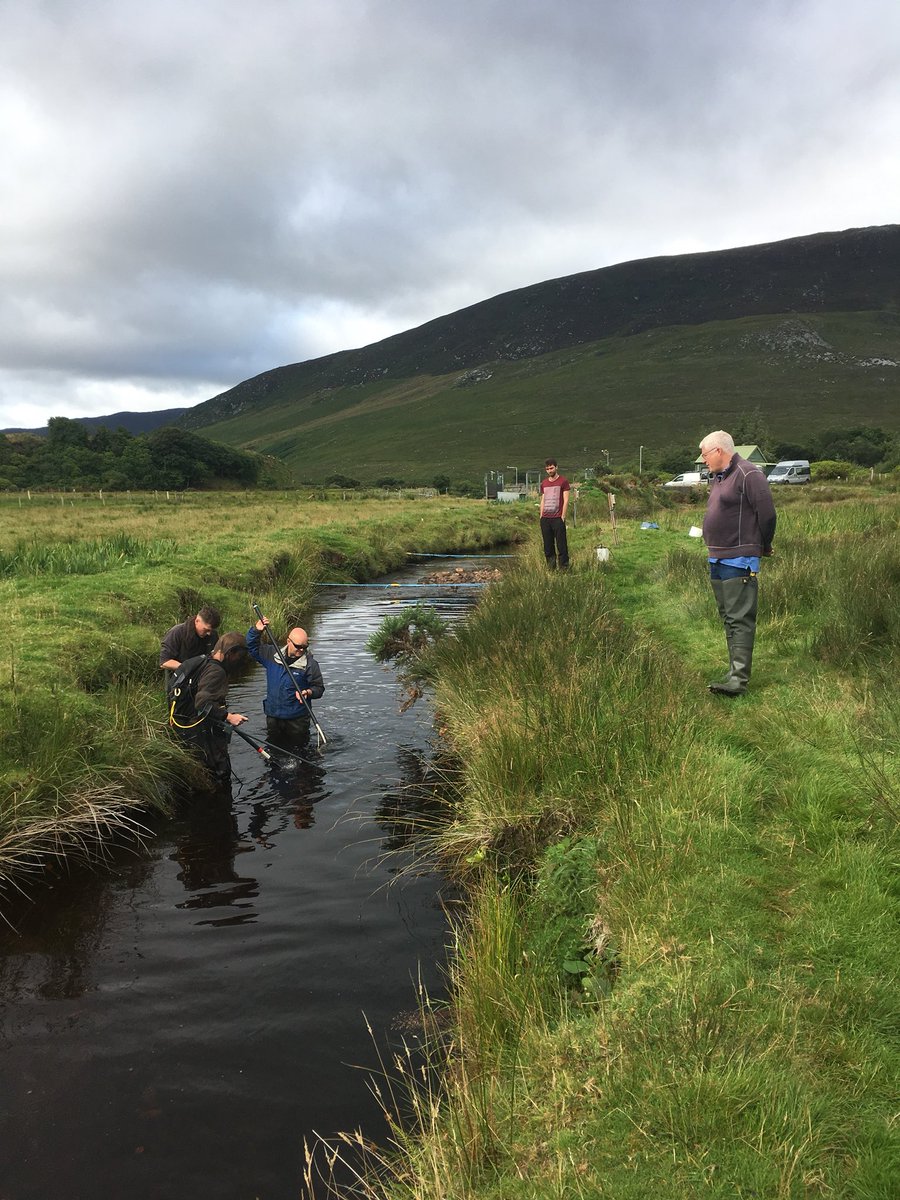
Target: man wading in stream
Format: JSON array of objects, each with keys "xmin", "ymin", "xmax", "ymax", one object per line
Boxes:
[
  {"xmin": 159, "ymin": 605, "xmax": 221, "ymax": 680},
  {"xmin": 168, "ymin": 632, "xmax": 249, "ymax": 786},
  {"xmin": 247, "ymin": 616, "xmax": 325, "ymax": 749}
]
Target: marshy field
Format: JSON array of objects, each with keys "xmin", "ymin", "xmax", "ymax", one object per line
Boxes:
[{"xmin": 2, "ymin": 484, "xmax": 898, "ymax": 1199}]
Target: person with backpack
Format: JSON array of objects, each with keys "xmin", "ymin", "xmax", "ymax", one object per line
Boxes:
[
  {"xmin": 247, "ymin": 616, "xmax": 325, "ymax": 748},
  {"xmin": 167, "ymin": 631, "xmax": 249, "ymax": 785}
]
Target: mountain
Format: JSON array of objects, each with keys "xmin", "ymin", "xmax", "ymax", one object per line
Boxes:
[
  {"xmin": 2, "ymin": 407, "xmax": 188, "ymax": 437},
  {"xmin": 182, "ymin": 225, "xmax": 900, "ymax": 482}
]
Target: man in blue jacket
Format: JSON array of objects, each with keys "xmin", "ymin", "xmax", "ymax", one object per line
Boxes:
[{"xmin": 247, "ymin": 616, "xmax": 325, "ymax": 746}]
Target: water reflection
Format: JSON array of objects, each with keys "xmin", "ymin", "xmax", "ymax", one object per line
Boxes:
[
  {"xmin": 375, "ymin": 744, "xmax": 453, "ymax": 856},
  {"xmin": 242, "ymin": 753, "xmax": 329, "ymax": 841},
  {"xmin": 169, "ymin": 792, "xmax": 260, "ymax": 926},
  {"xmin": 0, "ymin": 845, "xmax": 158, "ymax": 1007}
]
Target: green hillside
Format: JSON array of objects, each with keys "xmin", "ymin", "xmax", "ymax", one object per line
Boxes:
[
  {"xmin": 182, "ymin": 225, "xmax": 900, "ymax": 482},
  {"xmin": 192, "ymin": 311, "xmax": 900, "ymax": 481}
]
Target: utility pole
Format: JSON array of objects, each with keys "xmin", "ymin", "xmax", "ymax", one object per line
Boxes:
[{"xmin": 639, "ymin": 445, "xmax": 644, "ymax": 474}]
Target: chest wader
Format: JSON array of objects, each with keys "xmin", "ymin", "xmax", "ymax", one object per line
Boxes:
[
  {"xmin": 708, "ymin": 574, "xmax": 758, "ymax": 695},
  {"xmin": 168, "ymin": 659, "xmax": 232, "ymax": 784}
]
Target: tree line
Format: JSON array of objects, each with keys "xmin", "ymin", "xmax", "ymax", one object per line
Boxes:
[
  {"xmin": 649, "ymin": 420, "xmax": 900, "ymax": 477},
  {"xmin": 0, "ymin": 418, "xmax": 264, "ymax": 490}
]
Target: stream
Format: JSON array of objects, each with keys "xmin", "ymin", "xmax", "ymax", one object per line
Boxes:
[{"xmin": 0, "ymin": 560, "xmax": 484, "ymax": 1199}]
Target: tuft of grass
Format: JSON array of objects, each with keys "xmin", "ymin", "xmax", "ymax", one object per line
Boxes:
[
  {"xmin": 0, "ymin": 683, "xmax": 192, "ymax": 899},
  {"xmin": 367, "ymin": 605, "xmax": 450, "ymax": 664}
]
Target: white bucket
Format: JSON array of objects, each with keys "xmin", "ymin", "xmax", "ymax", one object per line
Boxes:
[{"xmin": 595, "ymin": 546, "xmax": 610, "ymax": 562}]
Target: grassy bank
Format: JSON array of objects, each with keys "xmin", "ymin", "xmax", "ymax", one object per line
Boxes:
[
  {"xmin": 0, "ymin": 492, "xmax": 529, "ymax": 898},
  {"xmin": 350, "ymin": 491, "xmax": 898, "ymax": 1198}
]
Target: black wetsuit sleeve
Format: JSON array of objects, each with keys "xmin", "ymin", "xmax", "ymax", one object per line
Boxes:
[
  {"xmin": 194, "ymin": 660, "xmax": 228, "ymax": 721},
  {"xmin": 160, "ymin": 621, "xmax": 187, "ymax": 666}
]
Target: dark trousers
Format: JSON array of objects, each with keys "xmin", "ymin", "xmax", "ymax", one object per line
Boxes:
[
  {"xmin": 265, "ymin": 714, "xmax": 311, "ymax": 750},
  {"xmin": 540, "ymin": 516, "xmax": 569, "ymax": 568},
  {"xmin": 178, "ymin": 722, "xmax": 232, "ymax": 784}
]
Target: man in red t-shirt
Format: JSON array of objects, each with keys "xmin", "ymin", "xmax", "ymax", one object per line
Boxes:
[{"xmin": 539, "ymin": 458, "xmax": 570, "ymax": 569}]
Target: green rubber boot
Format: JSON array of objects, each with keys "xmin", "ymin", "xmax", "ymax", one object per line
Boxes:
[
  {"xmin": 708, "ymin": 575, "xmax": 758, "ymax": 696},
  {"xmin": 709, "ymin": 576, "xmax": 735, "ymax": 689}
]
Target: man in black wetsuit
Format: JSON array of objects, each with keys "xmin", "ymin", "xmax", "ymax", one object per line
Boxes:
[{"xmin": 159, "ymin": 606, "xmax": 221, "ymax": 678}]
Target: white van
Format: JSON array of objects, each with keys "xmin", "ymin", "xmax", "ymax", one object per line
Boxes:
[
  {"xmin": 767, "ymin": 460, "xmax": 810, "ymax": 485},
  {"xmin": 663, "ymin": 471, "xmax": 707, "ymax": 488}
]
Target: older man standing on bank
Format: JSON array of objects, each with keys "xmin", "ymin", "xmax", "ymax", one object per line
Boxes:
[{"xmin": 699, "ymin": 431, "xmax": 777, "ymax": 696}]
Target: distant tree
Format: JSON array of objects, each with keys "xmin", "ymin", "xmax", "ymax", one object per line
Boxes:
[
  {"xmin": 811, "ymin": 426, "xmax": 892, "ymax": 466},
  {"xmin": 773, "ymin": 441, "xmax": 809, "ymax": 461},
  {"xmin": 730, "ymin": 406, "xmax": 773, "ymax": 459},
  {"xmin": 656, "ymin": 445, "xmax": 698, "ymax": 474},
  {"xmin": 143, "ymin": 427, "xmax": 259, "ymax": 487},
  {"xmin": 46, "ymin": 416, "xmax": 90, "ymax": 450},
  {"xmin": 432, "ymin": 473, "xmax": 451, "ymax": 492},
  {"xmin": 118, "ymin": 440, "xmax": 155, "ymax": 487},
  {"xmin": 375, "ymin": 476, "xmax": 405, "ymax": 488},
  {"xmin": 6, "ymin": 420, "xmax": 261, "ymax": 490},
  {"xmin": 877, "ymin": 436, "xmax": 900, "ymax": 472},
  {"xmin": 451, "ymin": 479, "xmax": 484, "ymax": 498},
  {"xmin": 325, "ymin": 473, "xmax": 361, "ymax": 488}
]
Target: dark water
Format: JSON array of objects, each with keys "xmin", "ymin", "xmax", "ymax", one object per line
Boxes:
[{"xmin": 0, "ymin": 567, "xmax": 479, "ymax": 1200}]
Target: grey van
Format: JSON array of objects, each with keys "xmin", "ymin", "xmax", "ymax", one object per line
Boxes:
[{"xmin": 767, "ymin": 460, "xmax": 810, "ymax": 484}]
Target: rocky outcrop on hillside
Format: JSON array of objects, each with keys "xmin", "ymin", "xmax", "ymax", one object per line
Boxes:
[{"xmin": 741, "ymin": 317, "xmax": 900, "ymax": 368}]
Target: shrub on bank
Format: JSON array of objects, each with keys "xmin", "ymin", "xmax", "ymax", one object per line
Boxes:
[{"xmin": 811, "ymin": 458, "xmax": 858, "ymax": 481}]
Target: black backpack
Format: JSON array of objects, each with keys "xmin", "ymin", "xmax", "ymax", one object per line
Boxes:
[{"xmin": 167, "ymin": 653, "xmax": 209, "ymax": 728}]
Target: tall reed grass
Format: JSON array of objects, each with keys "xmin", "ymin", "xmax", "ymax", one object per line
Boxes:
[
  {"xmin": 0, "ymin": 684, "xmax": 192, "ymax": 900},
  {"xmin": 0, "ymin": 533, "xmax": 178, "ymax": 576}
]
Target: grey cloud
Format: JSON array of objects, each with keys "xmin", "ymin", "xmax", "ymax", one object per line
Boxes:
[{"xmin": 0, "ymin": 0, "xmax": 898, "ymax": 426}]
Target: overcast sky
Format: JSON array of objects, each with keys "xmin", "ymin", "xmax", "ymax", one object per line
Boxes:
[{"xmin": 1, "ymin": 0, "xmax": 898, "ymax": 428}]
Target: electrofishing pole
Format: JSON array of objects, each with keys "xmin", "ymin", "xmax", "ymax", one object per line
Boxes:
[
  {"xmin": 251, "ymin": 604, "xmax": 328, "ymax": 747},
  {"xmin": 220, "ymin": 722, "xmax": 297, "ymax": 761},
  {"xmin": 229, "ymin": 724, "xmax": 273, "ymax": 761}
]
